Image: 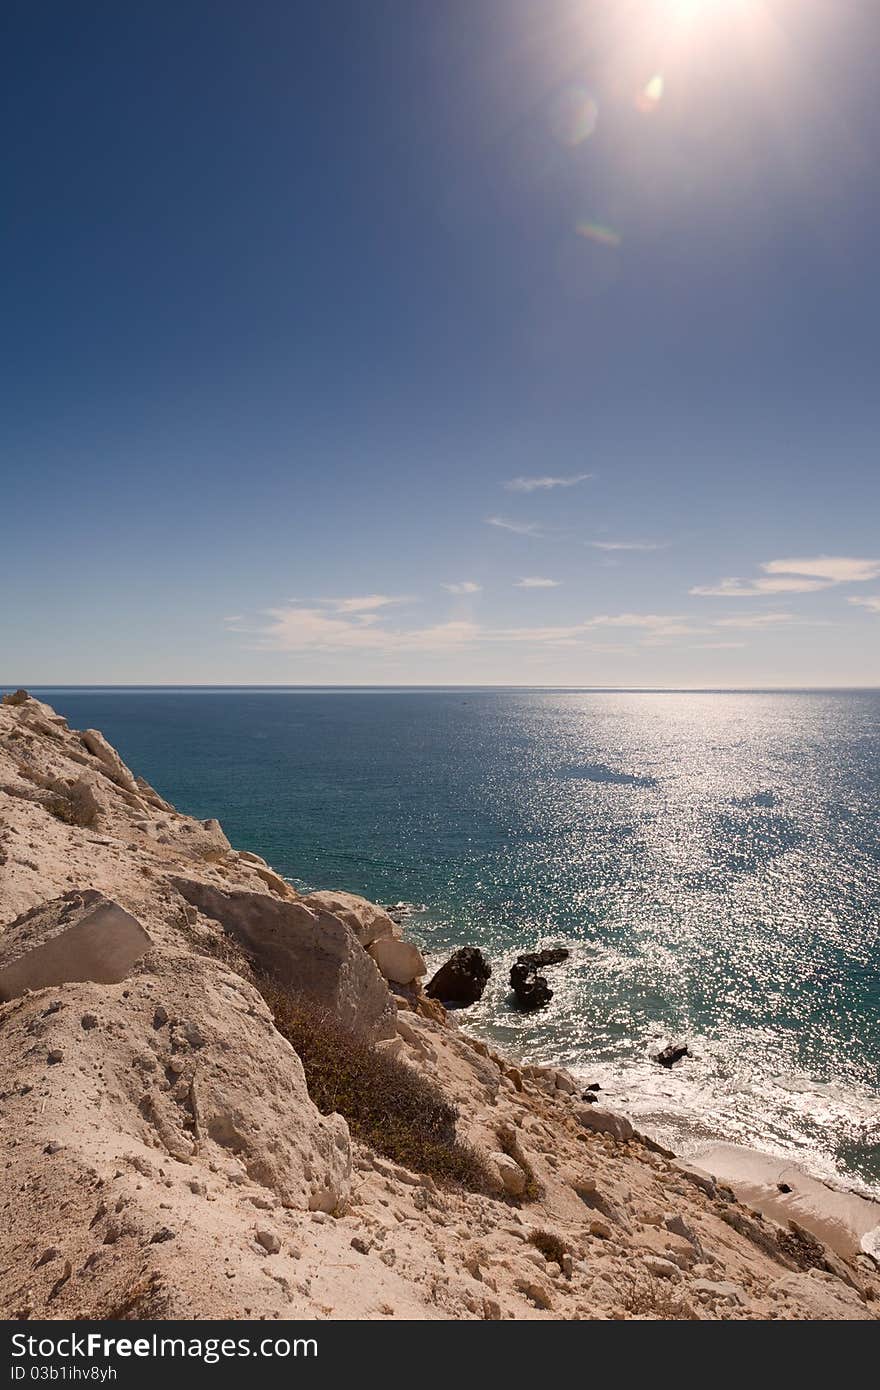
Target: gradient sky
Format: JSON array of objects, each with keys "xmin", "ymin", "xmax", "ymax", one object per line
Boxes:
[{"xmin": 3, "ymin": 0, "xmax": 879, "ymax": 685}]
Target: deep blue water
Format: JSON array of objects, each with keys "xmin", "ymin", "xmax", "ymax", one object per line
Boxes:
[{"xmin": 23, "ymin": 687, "xmax": 880, "ymax": 1192}]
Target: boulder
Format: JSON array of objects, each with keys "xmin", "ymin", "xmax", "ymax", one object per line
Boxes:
[
  {"xmin": 79, "ymin": 729, "xmax": 140, "ymax": 794},
  {"xmin": 490, "ymin": 1151, "xmax": 527, "ymax": 1197},
  {"xmin": 509, "ymin": 961, "xmax": 552, "ymax": 1011},
  {"xmin": 303, "ymin": 891, "xmax": 397, "ymax": 948},
  {"xmin": 654, "ymin": 1042, "xmax": 689, "ymax": 1068},
  {"xmin": 425, "ymin": 946, "xmax": 491, "ymax": 1005},
  {"xmin": 770, "ymin": 1270, "xmax": 873, "ymax": 1320},
  {"xmin": 368, "ymin": 936, "xmax": 427, "ymax": 986},
  {"xmin": 170, "ymin": 879, "xmax": 396, "ymax": 1040},
  {"xmin": 516, "ymin": 948, "xmax": 569, "ymax": 970},
  {"xmin": 134, "ymin": 776, "xmax": 175, "ymax": 812},
  {"xmin": 251, "ymin": 865, "xmax": 296, "ymax": 900},
  {"xmin": 0, "ymin": 891, "xmax": 152, "ymax": 1001},
  {"xmin": 573, "ymin": 1105, "xmax": 634, "ymax": 1143}
]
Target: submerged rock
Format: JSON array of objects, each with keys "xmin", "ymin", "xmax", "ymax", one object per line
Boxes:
[
  {"xmin": 509, "ymin": 946, "xmax": 568, "ymax": 1011},
  {"xmin": 510, "ymin": 962, "xmax": 553, "ymax": 1010},
  {"xmin": 654, "ymin": 1043, "xmax": 690, "ymax": 1068},
  {"xmin": 425, "ymin": 946, "xmax": 491, "ymax": 1006},
  {"xmin": 517, "ymin": 948, "xmax": 569, "ymax": 970}
]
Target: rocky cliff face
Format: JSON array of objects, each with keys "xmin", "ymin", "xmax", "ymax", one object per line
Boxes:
[{"xmin": 0, "ymin": 693, "xmax": 877, "ymax": 1320}]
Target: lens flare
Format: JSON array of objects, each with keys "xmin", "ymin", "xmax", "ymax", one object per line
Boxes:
[
  {"xmin": 576, "ymin": 221, "xmax": 622, "ymax": 248},
  {"xmin": 550, "ymin": 86, "xmax": 598, "ymax": 146},
  {"xmin": 635, "ymin": 72, "xmax": 665, "ymax": 113}
]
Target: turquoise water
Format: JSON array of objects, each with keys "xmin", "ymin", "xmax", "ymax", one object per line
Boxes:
[{"xmin": 26, "ymin": 687, "xmax": 880, "ymax": 1193}]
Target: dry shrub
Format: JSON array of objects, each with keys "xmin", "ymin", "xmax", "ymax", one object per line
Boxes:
[
  {"xmin": 82, "ymin": 1272, "xmax": 172, "ymax": 1320},
  {"xmin": 259, "ymin": 976, "xmax": 495, "ymax": 1194},
  {"xmin": 529, "ymin": 1228, "xmax": 568, "ymax": 1266},
  {"xmin": 620, "ymin": 1276, "xmax": 700, "ymax": 1320}
]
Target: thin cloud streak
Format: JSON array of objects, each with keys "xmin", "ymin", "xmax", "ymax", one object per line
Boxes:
[
  {"xmin": 713, "ymin": 612, "xmax": 795, "ymax": 629},
  {"xmin": 691, "ymin": 576, "xmax": 832, "ymax": 597},
  {"xmin": 515, "ymin": 577, "xmax": 560, "ymax": 588},
  {"xmin": 249, "ymin": 605, "xmax": 714, "ymax": 657},
  {"xmin": 763, "ymin": 556, "xmax": 880, "ymax": 583},
  {"xmin": 505, "ymin": 473, "xmax": 593, "ymax": 492},
  {"xmin": 692, "ymin": 555, "xmax": 880, "ymax": 598},
  {"xmin": 589, "ymin": 540, "xmax": 665, "ymax": 552},
  {"xmin": 442, "ymin": 581, "xmax": 482, "ymax": 594},
  {"xmin": 486, "ymin": 516, "xmax": 544, "ymax": 536},
  {"xmin": 325, "ymin": 594, "xmax": 409, "ymax": 613},
  {"xmin": 849, "ymin": 595, "xmax": 880, "ymax": 613}
]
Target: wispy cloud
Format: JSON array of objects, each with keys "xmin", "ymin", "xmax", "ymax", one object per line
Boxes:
[
  {"xmin": 582, "ymin": 613, "xmax": 707, "ymax": 645},
  {"xmin": 486, "ymin": 516, "xmax": 543, "ymax": 536},
  {"xmin": 515, "ymin": 576, "xmax": 561, "ymax": 588},
  {"xmin": 505, "ymin": 473, "xmax": 592, "ymax": 493},
  {"xmin": 692, "ymin": 555, "xmax": 880, "ymax": 598},
  {"xmin": 713, "ymin": 612, "xmax": 795, "ymax": 629},
  {"xmin": 442, "ymin": 581, "xmax": 482, "ymax": 595},
  {"xmin": 242, "ymin": 601, "xmax": 713, "ymax": 658},
  {"xmin": 325, "ymin": 594, "xmax": 409, "ymax": 613},
  {"xmin": 763, "ymin": 556, "xmax": 880, "ymax": 583},
  {"xmin": 690, "ymin": 576, "xmax": 831, "ymax": 597},
  {"xmin": 849, "ymin": 594, "xmax": 880, "ymax": 613},
  {"xmin": 589, "ymin": 540, "xmax": 665, "ymax": 552},
  {"xmin": 259, "ymin": 604, "xmax": 478, "ymax": 654}
]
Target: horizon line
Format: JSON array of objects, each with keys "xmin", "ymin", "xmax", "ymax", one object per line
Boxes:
[{"xmin": 6, "ymin": 683, "xmax": 880, "ymax": 694}]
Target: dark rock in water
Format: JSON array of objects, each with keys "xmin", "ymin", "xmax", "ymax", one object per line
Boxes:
[
  {"xmin": 777, "ymin": 1182, "xmax": 792, "ymax": 1194},
  {"xmin": 509, "ymin": 945, "xmax": 569, "ymax": 1011},
  {"xmin": 509, "ymin": 961, "xmax": 553, "ymax": 1011},
  {"xmin": 580, "ymin": 1090, "xmax": 598, "ymax": 1104},
  {"xmin": 425, "ymin": 946, "xmax": 491, "ymax": 1006},
  {"xmin": 584, "ymin": 1082, "xmax": 601, "ymax": 1092},
  {"xmin": 516, "ymin": 947, "xmax": 570, "ymax": 971},
  {"xmin": 654, "ymin": 1043, "xmax": 689, "ymax": 1068}
]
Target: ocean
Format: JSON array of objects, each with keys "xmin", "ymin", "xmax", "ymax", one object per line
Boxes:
[{"xmin": 23, "ymin": 687, "xmax": 880, "ymax": 1195}]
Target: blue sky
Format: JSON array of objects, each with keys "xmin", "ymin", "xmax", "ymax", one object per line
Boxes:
[{"xmin": 3, "ymin": 0, "xmax": 879, "ymax": 685}]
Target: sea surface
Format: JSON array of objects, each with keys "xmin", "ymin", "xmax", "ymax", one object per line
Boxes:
[{"xmin": 22, "ymin": 687, "xmax": 880, "ymax": 1195}]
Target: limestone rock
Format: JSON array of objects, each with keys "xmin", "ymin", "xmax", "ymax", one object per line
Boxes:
[
  {"xmin": 303, "ymin": 891, "xmax": 397, "ymax": 947},
  {"xmin": 367, "ymin": 936, "xmax": 427, "ymax": 986},
  {"xmin": 490, "ymin": 1151, "xmax": 527, "ymax": 1197},
  {"xmin": 251, "ymin": 865, "xmax": 296, "ymax": 899},
  {"xmin": 573, "ymin": 1105, "xmax": 634, "ymax": 1143},
  {"xmin": 80, "ymin": 729, "xmax": 140, "ymax": 794},
  {"xmin": 771, "ymin": 1270, "xmax": 873, "ymax": 1320},
  {"xmin": 692, "ymin": 1279, "xmax": 744, "ymax": 1305},
  {"xmin": 170, "ymin": 878, "xmax": 396, "ymax": 1040},
  {"xmin": 0, "ymin": 891, "xmax": 152, "ymax": 1001}
]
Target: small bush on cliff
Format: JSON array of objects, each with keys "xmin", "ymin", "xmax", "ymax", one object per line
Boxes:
[
  {"xmin": 259, "ymin": 978, "xmax": 496, "ymax": 1194},
  {"xmin": 529, "ymin": 1228, "xmax": 568, "ymax": 1266}
]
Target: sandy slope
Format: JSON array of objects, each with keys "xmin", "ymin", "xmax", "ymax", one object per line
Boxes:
[{"xmin": 0, "ymin": 694, "xmax": 877, "ymax": 1321}]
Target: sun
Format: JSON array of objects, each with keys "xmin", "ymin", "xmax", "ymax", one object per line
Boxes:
[{"xmin": 669, "ymin": 0, "xmax": 752, "ymax": 20}]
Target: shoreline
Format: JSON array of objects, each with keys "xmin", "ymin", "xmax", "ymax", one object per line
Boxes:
[{"xmin": 2, "ymin": 690, "xmax": 878, "ymax": 1320}]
